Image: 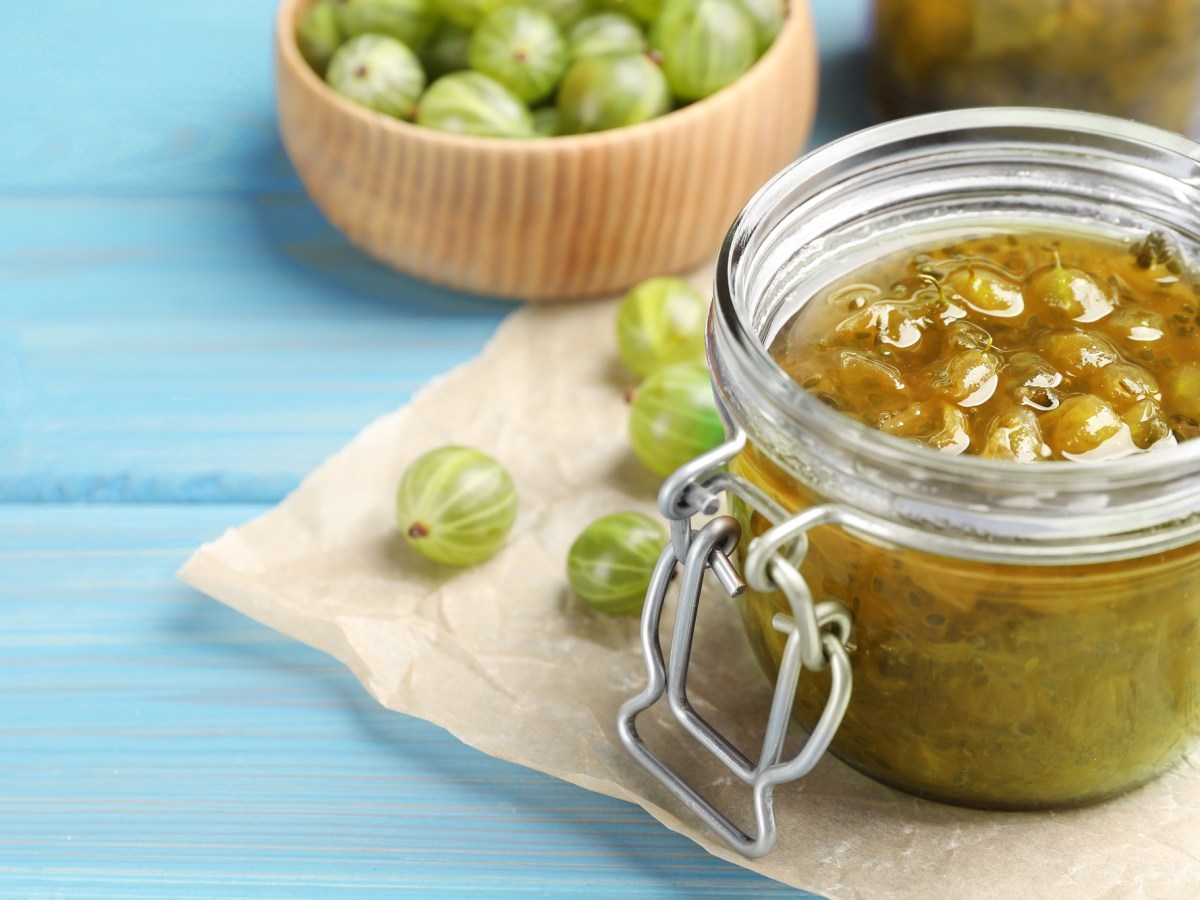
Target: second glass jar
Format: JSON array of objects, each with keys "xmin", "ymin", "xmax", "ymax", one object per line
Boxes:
[{"xmin": 871, "ymin": 0, "xmax": 1200, "ymax": 139}]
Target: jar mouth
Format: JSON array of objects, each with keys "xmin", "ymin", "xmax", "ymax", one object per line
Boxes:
[{"xmin": 712, "ymin": 107, "xmax": 1200, "ymax": 555}]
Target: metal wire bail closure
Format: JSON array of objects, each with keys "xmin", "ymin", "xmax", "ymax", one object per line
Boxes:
[{"xmin": 616, "ymin": 432, "xmax": 856, "ymax": 859}]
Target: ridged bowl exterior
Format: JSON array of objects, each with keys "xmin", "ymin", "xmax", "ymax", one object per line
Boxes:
[{"xmin": 276, "ymin": 0, "xmax": 818, "ymax": 300}]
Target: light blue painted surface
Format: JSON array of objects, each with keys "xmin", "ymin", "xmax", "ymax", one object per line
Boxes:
[
  {"xmin": 1, "ymin": 0, "xmax": 873, "ymax": 894},
  {"xmin": 0, "ymin": 507, "xmax": 809, "ymax": 897}
]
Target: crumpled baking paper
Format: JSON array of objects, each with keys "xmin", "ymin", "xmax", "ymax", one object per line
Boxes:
[{"xmin": 179, "ymin": 274, "xmax": 1200, "ymax": 898}]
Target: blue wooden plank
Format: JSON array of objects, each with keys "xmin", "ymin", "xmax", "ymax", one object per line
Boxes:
[
  {"xmin": 0, "ymin": 0, "xmax": 872, "ymax": 195},
  {"xmin": 0, "ymin": 0, "xmax": 873, "ymax": 504},
  {"xmin": 0, "ymin": 505, "xmax": 818, "ymax": 898},
  {"xmin": 0, "ymin": 191, "xmax": 514, "ymax": 502},
  {"xmin": 1, "ymin": 0, "xmax": 288, "ymax": 195}
]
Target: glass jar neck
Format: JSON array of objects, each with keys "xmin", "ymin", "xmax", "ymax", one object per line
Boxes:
[{"xmin": 711, "ymin": 108, "xmax": 1200, "ymax": 563}]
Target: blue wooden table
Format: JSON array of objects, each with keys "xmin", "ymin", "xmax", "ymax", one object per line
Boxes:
[{"xmin": 1, "ymin": 1, "xmax": 874, "ymax": 895}]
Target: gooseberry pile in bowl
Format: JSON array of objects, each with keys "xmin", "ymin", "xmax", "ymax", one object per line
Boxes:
[
  {"xmin": 299, "ymin": 0, "xmax": 784, "ymax": 137},
  {"xmin": 275, "ymin": 0, "xmax": 818, "ymax": 298}
]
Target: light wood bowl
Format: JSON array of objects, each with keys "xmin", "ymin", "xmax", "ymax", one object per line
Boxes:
[{"xmin": 276, "ymin": 0, "xmax": 818, "ymax": 301}]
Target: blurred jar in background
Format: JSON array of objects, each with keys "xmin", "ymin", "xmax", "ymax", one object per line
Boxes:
[{"xmin": 871, "ymin": 0, "xmax": 1200, "ymax": 138}]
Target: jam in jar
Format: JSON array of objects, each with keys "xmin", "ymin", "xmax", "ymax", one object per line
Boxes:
[{"xmin": 704, "ymin": 109, "xmax": 1200, "ymax": 810}]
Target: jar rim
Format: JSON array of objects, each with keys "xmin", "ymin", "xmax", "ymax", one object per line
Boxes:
[{"xmin": 713, "ymin": 107, "xmax": 1200, "ymax": 492}]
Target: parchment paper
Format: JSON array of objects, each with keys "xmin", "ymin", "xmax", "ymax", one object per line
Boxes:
[{"xmin": 179, "ymin": 274, "xmax": 1200, "ymax": 898}]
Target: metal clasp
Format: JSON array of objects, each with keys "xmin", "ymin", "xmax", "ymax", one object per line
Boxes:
[{"xmin": 616, "ymin": 432, "xmax": 855, "ymax": 859}]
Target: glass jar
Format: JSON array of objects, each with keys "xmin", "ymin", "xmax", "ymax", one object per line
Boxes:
[
  {"xmin": 706, "ymin": 108, "xmax": 1200, "ymax": 811},
  {"xmin": 871, "ymin": 0, "xmax": 1200, "ymax": 139}
]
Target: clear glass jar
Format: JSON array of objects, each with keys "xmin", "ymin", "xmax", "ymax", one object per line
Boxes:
[
  {"xmin": 871, "ymin": 0, "xmax": 1200, "ymax": 139},
  {"xmin": 708, "ymin": 108, "xmax": 1200, "ymax": 809}
]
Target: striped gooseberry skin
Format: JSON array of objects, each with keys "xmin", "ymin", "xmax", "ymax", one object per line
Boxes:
[
  {"xmin": 628, "ymin": 361, "xmax": 725, "ymax": 476},
  {"xmin": 468, "ymin": 6, "xmax": 569, "ymax": 104},
  {"xmin": 567, "ymin": 512, "xmax": 668, "ymax": 614},
  {"xmin": 396, "ymin": 446, "xmax": 518, "ymax": 566},
  {"xmin": 651, "ymin": 0, "xmax": 758, "ymax": 101},
  {"xmin": 416, "ymin": 71, "xmax": 535, "ymax": 137},
  {"xmin": 567, "ymin": 12, "xmax": 648, "ymax": 61},
  {"xmin": 326, "ymin": 34, "xmax": 427, "ymax": 120},
  {"xmin": 616, "ymin": 276, "xmax": 708, "ymax": 378},
  {"xmin": 733, "ymin": 0, "xmax": 784, "ymax": 56},
  {"xmin": 556, "ymin": 53, "xmax": 672, "ymax": 134},
  {"xmin": 333, "ymin": 0, "xmax": 439, "ymax": 50}
]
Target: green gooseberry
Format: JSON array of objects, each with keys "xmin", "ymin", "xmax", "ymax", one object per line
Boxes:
[
  {"xmin": 332, "ymin": 0, "xmax": 438, "ymax": 51},
  {"xmin": 297, "ymin": 0, "xmax": 343, "ymax": 75},
  {"xmin": 532, "ymin": 106, "xmax": 562, "ymax": 136},
  {"xmin": 556, "ymin": 54, "xmax": 672, "ymax": 134},
  {"xmin": 629, "ymin": 361, "xmax": 725, "ymax": 477},
  {"xmin": 526, "ymin": 0, "xmax": 596, "ymax": 30},
  {"xmin": 437, "ymin": 0, "xmax": 513, "ymax": 29},
  {"xmin": 468, "ymin": 7, "xmax": 569, "ymax": 105},
  {"xmin": 326, "ymin": 34, "xmax": 426, "ymax": 120},
  {"xmin": 734, "ymin": 0, "xmax": 784, "ymax": 56},
  {"xmin": 567, "ymin": 12, "xmax": 647, "ymax": 61},
  {"xmin": 395, "ymin": 446, "xmax": 518, "ymax": 567},
  {"xmin": 420, "ymin": 22, "xmax": 472, "ymax": 79},
  {"xmin": 596, "ymin": 0, "xmax": 662, "ymax": 25},
  {"xmin": 567, "ymin": 512, "xmax": 668, "ymax": 615},
  {"xmin": 616, "ymin": 277, "xmax": 708, "ymax": 378},
  {"xmin": 652, "ymin": 0, "xmax": 757, "ymax": 101},
  {"xmin": 417, "ymin": 71, "xmax": 535, "ymax": 138}
]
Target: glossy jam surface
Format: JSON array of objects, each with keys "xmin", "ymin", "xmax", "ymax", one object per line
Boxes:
[
  {"xmin": 735, "ymin": 229, "xmax": 1200, "ymax": 809},
  {"xmin": 770, "ymin": 230, "xmax": 1200, "ymax": 461}
]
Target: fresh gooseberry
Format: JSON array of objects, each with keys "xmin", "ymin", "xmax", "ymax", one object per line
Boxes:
[
  {"xmin": 629, "ymin": 361, "xmax": 725, "ymax": 477},
  {"xmin": 527, "ymin": 0, "xmax": 595, "ymax": 29},
  {"xmin": 556, "ymin": 54, "xmax": 672, "ymax": 134},
  {"xmin": 567, "ymin": 512, "xmax": 668, "ymax": 614},
  {"xmin": 395, "ymin": 446, "xmax": 518, "ymax": 566},
  {"xmin": 616, "ymin": 277, "xmax": 708, "ymax": 378},
  {"xmin": 420, "ymin": 22, "xmax": 472, "ymax": 78},
  {"xmin": 651, "ymin": 0, "xmax": 757, "ymax": 101},
  {"xmin": 468, "ymin": 6, "xmax": 569, "ymax": 105},
  {"xmin": 326, "ymin": 35, "xmax": 426, "ymax": 120},
  {"xmin": 568, "ymin": 12, "xmax": 648, "ymax": 60},
  {"xmin": 332, "ymin": 0, "xmax": 438, "ymax": 50},
  {"xmin": 297, "ymin": 0, "xmax": 343, "ymax": 75},
  {"xmin": 416, "ymin": 71, "xmax": 535, "ymax": 137},
  {"xmin": 734, "ymin": 0, "xmax": 784, "ymax": 55},
  {"xmin": 437, "ymin": 0, "xmax": 513, "ymax": 29}
]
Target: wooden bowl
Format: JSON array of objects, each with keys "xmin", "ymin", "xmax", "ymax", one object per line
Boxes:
[{"xmin": 275, "ymin": 0, "xmax": 818, "ymax": 301}]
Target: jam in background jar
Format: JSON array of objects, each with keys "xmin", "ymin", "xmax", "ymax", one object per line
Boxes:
[{"xmin": 872, "ymin": 0, "xmax": 1200, "ymax": 139}]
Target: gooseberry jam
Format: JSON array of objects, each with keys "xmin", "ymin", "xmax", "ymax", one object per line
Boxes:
[
  {"xmin": 770, "ymin": 230, "xmax": 1200, "ymax": 461},
  {"xmin": 704, "ymin": 111, "xmax": 1200, "ymax": 811}
]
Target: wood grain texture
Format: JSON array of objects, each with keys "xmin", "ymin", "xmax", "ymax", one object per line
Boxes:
[
  {"xmin": 0, "ymin": 506, "xmax": 818, "ymax": 898},
  {"xmin": 276, "ymin": 0, "xmax": 821, "ymax": 300},
  {"xmin": 2, "ymin": 0, "xmax": 872, "ymax": 893},
  {"xmin": 0, "ymin": 0, "xmax": 872, "ymax": 504},
  {"xmin": 0, "ymin": 192, "xmax": 513, "ymax": 502}
]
